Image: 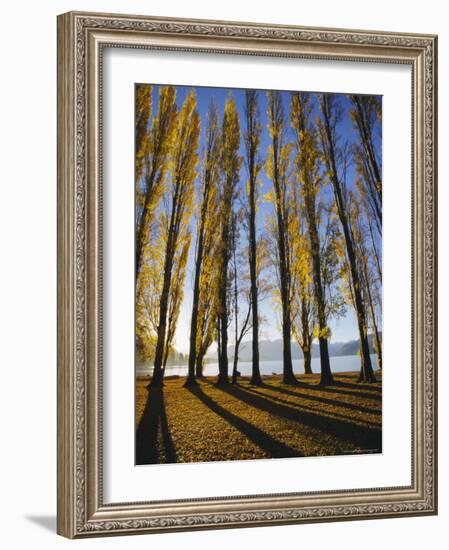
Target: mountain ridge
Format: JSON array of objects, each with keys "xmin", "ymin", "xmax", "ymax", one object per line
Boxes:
[{"xmin": 206, "ymin": 334, "xmax": 380, "ymax": 362}]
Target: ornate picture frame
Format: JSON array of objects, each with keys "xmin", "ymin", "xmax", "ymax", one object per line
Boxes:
[{"xmin": 57, "ymin": 11, "xmax": 437, "ymax": 538}]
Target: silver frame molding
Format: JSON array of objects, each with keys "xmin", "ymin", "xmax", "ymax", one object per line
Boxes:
[{"xmin": 57, "ymin": 11, "xmax": 438, "ymax": 538}]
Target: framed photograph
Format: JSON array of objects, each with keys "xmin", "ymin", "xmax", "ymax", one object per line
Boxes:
[{"xmin": 57, "ymin": 11, "xmax": 438, "ymax": 538}]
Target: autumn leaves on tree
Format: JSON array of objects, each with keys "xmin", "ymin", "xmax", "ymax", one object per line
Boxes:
[{"xmin": 135, "ymin": 84, "xmax": 382, "ymax": 387}]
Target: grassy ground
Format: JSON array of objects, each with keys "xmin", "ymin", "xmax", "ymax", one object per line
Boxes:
[{"xmin": 135, "ymin": 372, "xmax": 382, "ymax": 464}]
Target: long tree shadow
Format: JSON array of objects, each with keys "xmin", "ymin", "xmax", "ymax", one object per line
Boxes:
[
  {"xmin": 218, "ymin": 385, "xmax": 382, "ymax": 452},
  {"xmin": 241, "ymin": 385, "xmax": 381, "ymax": 428},
  {"xmin": 205, "ymin": 376, "xmax": 381, "ymax": 403},
  {"xmin": 260, "ymin": 383, "xmax": 381, "ymax": 416},
  {"xmin": 268, "ymin": 379, "xmax": 382, "ymax": 402},
  {"xmin": 187, "ymin": 384, "xmax": 302, "ymax": 458},
  {"xmin": 136, "ymin": 387, "xmax": 177, "ymax": 465},
  {"xmin": 333, "ymin": 378, "xmax": 382, "ymax": 391}
]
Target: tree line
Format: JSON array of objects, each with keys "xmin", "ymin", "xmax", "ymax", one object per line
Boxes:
[{"xmin": 135, "ymin": 84, "xmax": 382, "ymax": 387}]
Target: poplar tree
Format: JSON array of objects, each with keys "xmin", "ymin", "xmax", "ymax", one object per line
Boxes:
[
  {"xmin": 291, "ymin": 92, "xmax": 333, "ymax": 385},
  {"xmin": 216, "ymin": 96, "xmax": 242, "ymax": 385},
  {"xmin": 243, "ymin": 90, "xmax": 263, "ymax": 385},
  {"xmin": 230, "ymin": 211, "xmax": 253, "ymax": 383},
  {"xmin": 151, "ymin": 91, "xmax": 200, "ymax": 387},
  {"xmin": 318, "ymin": 94, "xmax": 376, "ymax": 383},
  {"xmin": 162, "ymin": 232, "xmax": 191, "ymax": 374},
  {"xmin": 350, "ymin": 197, "xmax": 382, "ymax": 370},
  {"xmin": 135, "ymin": 86, "xmax": 177, "ymax": 279},
  {"xmin": 195, "ymin": 255, "xmax": 219, "ymax": 377},
  {"xmin": 350, "ymin": 94, "xmax": 382, "ymax": 231},
  {"xmin": 265, "ymin": 91, "xmax": 296, "ymax": 384},
  {"xmin": 186, "ymin": 101, "xmax": 221, "ymax": 385},
  {"xmin": 135, "ymin": 84, "xmax": 152, "ymax": 185},
  {"xmin": 290, "ymin": 211, "xmax": 315, "ymax": 375}
]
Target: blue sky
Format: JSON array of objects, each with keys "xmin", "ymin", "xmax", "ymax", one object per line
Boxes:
[{"xmin": 140, "ymin": 84, "xmax": 381, "ymax": 354}]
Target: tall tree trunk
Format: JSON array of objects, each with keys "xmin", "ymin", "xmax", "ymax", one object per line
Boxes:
[
  {"xmin": 362, "ymin": 256, "xmax": 382, "ymax": 371},
  {"xmin": 366, "ymin": 210, "xmax": 382, "ymax": 283},
  {"xmin": 162, "ymin": 342, "xmax": 169, "ymax": 372},
  {"xmin": 249, "ymin": 187, "xmax": 262, "ymax": 385},
  {"xmin": 245, "ymin": 90, "xmax": 262, "ymax": 386},
  {"xmin": 150, "ymin": 184, "xmax": 181, "ymax": 387},
  {"xmin": 216, "ymin": 316, "xmax": 221, "ymax": 371},
  {"xmin": 135, "ymin": 167, "xmax": 156, "ymax": 279},
  {"xmin": 291, "ymin": 93, "xmax": 332, "ymax": 385},
  {"xmin": 216, "ymin": 96, "xmax": 241, "ymax": 385},
  {"xmin": 186, "ymin": 103, "xmax": 219, "ymax": 386},
  {"xmin": 231, "ymin": 348, "xmax": 239, "ymax": 384},
  {"xmin": 273, "ymin": 147, "xmax": 295, "ymax": 384},
  {"xmin": 302, "ymin": 347, "xmax": 312, "ymax": 375},
  {"xmin": 147, "ymin": 90, "xmax": 199, "ymax": 388},
  {"xmin": 281, "ymin": 299, "xmax": 295, "ymax": 384},
  {"xmin": 186, "ymin": 201, "xmax": 207, "ymax": 386},
  {"xmin": 300, "ymin": 299, "xmax": 313, "ymax": 374},
  {"xmin": 232, "ymin": 226, "xmax": 239, "ymax": 385},
  {"xmin": 150, "ymin": 237, "xmax": 176, "ymax": 387},
  {"xmin": 218, "ymin": 239, "xmax": 229, "ymax": 385},
  {"xmin": 304, "ymin": 196, "xmax": 333, "ymax": 385},
  {"xmin": 340, "ymin": 211, "xmax": 374, "ymax": 383},
  {"xmin": 321, "ymin": 97, "xmax": 376, "ymax": 383},
  {"xmin": 218, "ymin": 300, "xmax": 229, "ymax": 384},
  {"xmin": 266, "ymin": 92, "xmax": 295, "ymax": 384},
  {"xmin": 196, "ymin": 350, "xmax": 205, "ymax": 378}
]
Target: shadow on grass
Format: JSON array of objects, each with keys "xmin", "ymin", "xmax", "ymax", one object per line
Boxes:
[
  {"xmin": 136, "ymin": 387, "xmax": 177, "ymax": 465},
  {"xmin": 314, "ymin": 384, "xmax": 381, "ymax": 401},
  {"xmin": 218, "ymin": 384, "xmax": 381, "ymax": 452},
  {"xmin": 277, "ymin": 378, "xmax": 382, "ymax": 402},
  {"xmin": 333, "ymin": 378, "xmax": 382, "ymax": 391},
  {"xmin": 261, "ymin": 383, "xmax": 381, "ymax": 416},
  {"xmin": 187, "ymin": 384, "xmax": 302, "ymax": 458},
  {"xmin": 241, "ymin": 385, "xmax": 381, "ymax": 428}
]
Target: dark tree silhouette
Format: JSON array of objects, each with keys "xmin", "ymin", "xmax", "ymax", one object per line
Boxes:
[{"xmin": 318, "ymin": 94, "xmax": 376, "ymax": 383}]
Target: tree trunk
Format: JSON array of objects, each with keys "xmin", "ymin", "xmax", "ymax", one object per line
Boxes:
[
  {"xmin": 186, "ymin": 200, "xmax": 208, "ymax": 386},
  {"xmin": 195, "ymin": 351, "xmax": 205, "ymax": 378},
  {"xmin": 217, "ymin": 239, "xmax": 229, "ymax": 385},
  {"xmin": 318, "ymin": 336, "xmax": 332, "ymax": 384},
  {"xmin": 249, "ymin": 211, "xmax": 262, "ymax": 385},
  {"xmin": 302, "ymin": 347, "xmax": 312, "ymax": 374},
  {"xmin": 149, "ymin": 189, "xmax": 179, "ymax": 387},
  {"xmin": 321, "ymin": 98, "xmax": 375, "ymax": 383},
  {"xmin": 340, "ymin": 214, "xmax": 375, "ymax": 383},
  {"xmin": 366, "ymin": 211, "xmax": 382, "ymax": 284},
  {"xmin": 249, "ymin": 170, "xmax": 262, "ymax": 386},
  {"xmin": 304, "ymin": 195, "xmax": 333, "ymax": 385},
  {"xmin": 162, "ymin": 341, "xmax": 169, "ymax": 374},
  {"xmin": 273, "ymin": 162, "xmax": 295, "ymax": 382},
  {"xmin": 362, "ymin": 257, "xmax": 382, "ymax": 371},
  {"xmin": 135, "ymin": 162, "xmax": 158, "ymax": 281},
  {"xmin": 267, "ymin": 93, "xmax": 295, "ymax": 384},
  {"xmin": 281, "ymin": 306, "xmax": 295, "ymax": 384},
  {"xmin": 232, "ymin": 228, "xmax": 239, "ymax": 385},
  {"xmin": 216, "ymin": 316, "xmax": 221, "ymax": 373},
  {"xmin": 353, "ymin": 96, "xmax": 382, "ymax": 208},
  {"xmin": 231, "ymin": 349, "xmax": 239, "ymax": 384},
  {"xmin": 300, "ymin": 301, "xmax": 313, "ymax": 375},
  {"xmin": 218, "ymin": 306, "xmax": 229, "ymax": 384},
  {"xmin": 150, "ymin": 263, "xmax": 172, "ymax": 387}
]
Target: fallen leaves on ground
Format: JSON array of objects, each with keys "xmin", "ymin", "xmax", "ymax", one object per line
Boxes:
[{"xmin": 135, "ymin": 372, "xmax": 382, "ymax": 464}]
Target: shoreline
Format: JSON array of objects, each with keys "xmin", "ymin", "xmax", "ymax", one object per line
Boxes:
[{"xmin": 136, "ymin": 370, "xmax": 381, "ymax": 382}]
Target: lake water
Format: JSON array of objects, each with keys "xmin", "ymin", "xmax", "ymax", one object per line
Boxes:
[{"xmin": 136, "ymin": 354, "xmax": 379, "ymax": 377}]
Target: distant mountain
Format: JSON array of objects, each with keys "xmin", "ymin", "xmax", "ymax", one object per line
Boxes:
[{"xmin": 209, "ymin": 334, "xmax": 380, "ymax": 362}]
